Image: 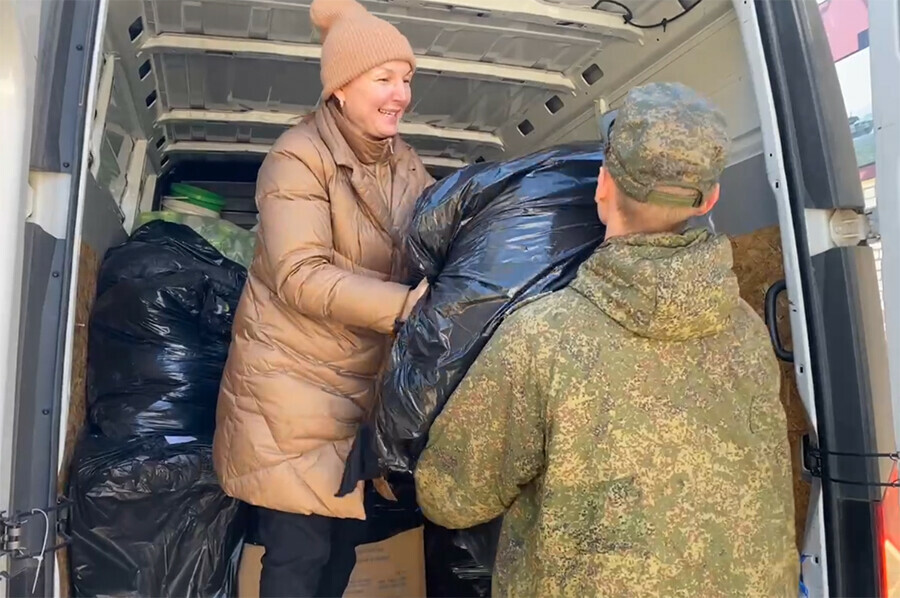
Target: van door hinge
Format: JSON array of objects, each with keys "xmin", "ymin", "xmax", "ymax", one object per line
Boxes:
[
  {"xmin": 0, "ymin": 514, "xmax": 22, "ymax": 555},
  {"xmin": 0, "ymin": 498, "xmax": 72, "ymax": 560},
  {"xmin": 805, "ymin": 207, "xmax": 880, "ymax": 257},
  {"xmin": 802, "ymin": 434, "xmax": 899, "ymax": 490}
]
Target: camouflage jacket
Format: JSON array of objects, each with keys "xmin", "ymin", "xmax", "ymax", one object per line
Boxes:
[{"xmin": 414, "ymin": 228, "xmax": 798, "ymax": 598}]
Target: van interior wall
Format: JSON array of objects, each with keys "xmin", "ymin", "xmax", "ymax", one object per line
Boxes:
[
  {"xmin": 82, "ymin": 0, "xmax": 770, "ymax": 233},
  {"xmin": 147, "ymin": 8, "xmax": 775, "ymax": 232}
]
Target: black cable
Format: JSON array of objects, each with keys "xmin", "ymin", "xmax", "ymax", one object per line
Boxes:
[
  {"xmin": 809, "ymin": 447, "xmax": 900, "ymax": 461},
  {"xmin": 805, "ymin": 447, "xmax": 900, "ymax": 488},
  {"xmin": 591, "ymin": 0, "xmax": 704, "ymax": 32},
  {"xmin": 823, "ymin": 476, "xmax": 900, "ymax": 489}
]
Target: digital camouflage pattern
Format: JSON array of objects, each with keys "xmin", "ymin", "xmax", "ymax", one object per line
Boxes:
[
  {"xmin": 606, "ymin": 82, "xmax": 730, "ymax": 208},
  {"xmin": 415, "ymin": 228, "xmax": 799, "ymax": 597}
]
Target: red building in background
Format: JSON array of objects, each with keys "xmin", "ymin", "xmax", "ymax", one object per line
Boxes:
[
  {"xmin": 818, "ymin": 0, "xmax": 875, "ymax": 182},
  {"xmin": 819, "ymin": 0, "xmax": 870, "ymax": 61}
]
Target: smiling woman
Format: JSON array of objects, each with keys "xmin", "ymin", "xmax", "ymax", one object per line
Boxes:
[
  {"xmin": 210, "ymin": 0, "xmax": 433, "ymax": 596},
  {"xmin": 334, "ymin": 61, "xmax": 414, "ymax": 140}
]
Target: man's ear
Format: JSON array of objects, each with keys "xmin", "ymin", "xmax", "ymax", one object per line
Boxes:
[
  {"xmin": 697, "ymin": 183, "xmax": 721, "ymax": 215},
  {"xmin": 596, "ymin": 167, "xmax": 611, "ymax": 205}
]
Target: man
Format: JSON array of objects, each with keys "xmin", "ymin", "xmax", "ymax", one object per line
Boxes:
[{"xmin": 414, "ymin": 82, "xmax": 798, "ymax": 597}]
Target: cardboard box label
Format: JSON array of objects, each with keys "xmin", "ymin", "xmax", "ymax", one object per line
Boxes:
[{"xmin": 343, "ymin": 527, "xmax": 425, "ymax": 597}]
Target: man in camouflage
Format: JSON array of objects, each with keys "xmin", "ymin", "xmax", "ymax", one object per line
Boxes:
[{"xmin": 414, "ymin": 82, "xmax": 799, "ymax": 597}]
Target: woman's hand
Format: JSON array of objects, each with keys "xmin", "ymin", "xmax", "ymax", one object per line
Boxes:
[{"xmin": 399, "ymin": 278, "xmax": 430, "ymax": 321}]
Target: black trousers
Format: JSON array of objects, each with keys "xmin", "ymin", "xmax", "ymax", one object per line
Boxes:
[{"xmin": 255, "ymin": 507, "xmax": 367, "ymax": 598}]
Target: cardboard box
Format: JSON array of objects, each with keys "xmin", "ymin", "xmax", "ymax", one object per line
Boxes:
[
  {"xmin": 343, "ymin": 526, "xmax": 426, "ymax": 597},
  {"xmin": 237, "ymin": 526, "xmax": 426, "ymax": 598},
  {"xmin": 238, "ymin": 543, "xmax": 265, "ymax": 598}
]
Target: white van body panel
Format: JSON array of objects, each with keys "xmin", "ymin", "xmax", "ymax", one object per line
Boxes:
[
  {"xmin": 870, "ymin": 0, "xmax": 900, "ymax": 452},
  {"xmin": 0, "ymin": 0, "xmax": 41, "ymax": 535},
  {"xmin": 0, "ymin": 0, "xmax": 44, "ymax": 588}
]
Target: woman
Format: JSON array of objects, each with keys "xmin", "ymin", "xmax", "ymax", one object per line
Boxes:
[{"xmin": 213, "ymin": 1, "xmax": 432, "ymax": 596}]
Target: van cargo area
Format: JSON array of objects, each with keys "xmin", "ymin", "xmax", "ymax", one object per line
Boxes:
[{"xmin": 2, "ymin": 0, "xmax": 896, "ymax": 597}]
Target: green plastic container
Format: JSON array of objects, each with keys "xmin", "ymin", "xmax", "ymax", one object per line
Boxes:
[{"xmin": 170, "ymin": 183, "xmax": 227, "ymax": 212}]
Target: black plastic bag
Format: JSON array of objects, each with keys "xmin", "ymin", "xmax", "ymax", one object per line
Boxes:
[
  {"xmin": 87, "ymin": 221, "xmax": 247, "ymax": 439},
  {"xmin": 68, "ymin": 434, "xmax": 246, "ymax": 597},
  {"xmin": 424, "ymin": 519, "xmax": 503, "ymax": 597},
  {"xmin": 375, "ymin": 142, "xmax": 605, "ymax": 474},
  {"xmin": 364, "ymin": 473, "xmax": 424, "ymax": 545}
]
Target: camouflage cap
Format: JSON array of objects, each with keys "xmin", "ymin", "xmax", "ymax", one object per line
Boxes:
[{"xmin": 606, "ymin": 82, "xmax": 730, "ymax": 208}]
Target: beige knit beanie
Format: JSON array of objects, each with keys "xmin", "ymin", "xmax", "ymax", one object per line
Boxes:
[{"xmin": 310, "ymin": 0, "xmax": 417, "ymax": 99}]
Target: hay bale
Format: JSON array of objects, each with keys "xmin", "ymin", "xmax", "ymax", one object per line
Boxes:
[
  {"xmin": 730, "ymin": 226, "xmax": 811, "ymax": 552},
  {"xmin": 57, "ymin": 242, "xmax": 101, "ymax": 598}
]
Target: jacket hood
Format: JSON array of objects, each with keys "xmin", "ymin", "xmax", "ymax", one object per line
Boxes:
[{"xmin": 571, "ymin": 228, "xmax": 739, "ymax": 341}]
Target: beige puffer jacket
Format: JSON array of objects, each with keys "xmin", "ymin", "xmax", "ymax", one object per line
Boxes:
[{"xmin": 213, "ymin": 101, "xmax": 433, "ymax": 519}]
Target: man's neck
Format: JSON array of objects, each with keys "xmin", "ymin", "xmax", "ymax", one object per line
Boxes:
[
  {"xmin": 602, "ymin": 220, "xmax": 633, "ymax": 241},
  {"xmin": 603, "ymin": 219, "xmax": 684, "ymax": 242}
]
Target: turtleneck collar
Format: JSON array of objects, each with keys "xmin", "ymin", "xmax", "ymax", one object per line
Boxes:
[{"xmin": 324, "ymin": 99, "xmax": 395, "ymax": 166}]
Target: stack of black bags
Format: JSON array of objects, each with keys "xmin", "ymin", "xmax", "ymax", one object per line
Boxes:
[{"xmin": 67, "ymin": 221, "xmax": 248, "ymax": 597}]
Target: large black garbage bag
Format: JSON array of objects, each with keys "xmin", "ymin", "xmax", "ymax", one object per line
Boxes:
[
  {"xmin": 68, "ymin": 434, "xmax": 246, "ymax": 597},
  {"xmin": 87, "ymin": 221, "xmax": 247, "ymax": 439},
  {"xmin": 374, "ymin": 141, "xmax": 605, "ymax": 475},
  {"xmin": 94, "ymin": 220, "xmax": 247, "ymax": 296}
]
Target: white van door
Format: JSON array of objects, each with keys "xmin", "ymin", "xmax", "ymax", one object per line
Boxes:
[
  {"xmin": 0, "ymin": 0, "xmax": 107, "ymax": 596},
  {"xmin": 0, "ymin": 1, "xmax": 39, "ymax": 590},
  {"xmin": 743, "ymin": 0, "xmax": 898, "ymax": 595}
]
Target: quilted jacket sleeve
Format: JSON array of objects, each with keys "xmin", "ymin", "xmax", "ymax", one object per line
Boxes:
[{"xmin": 256, "ymin": 137, "xmax": 412, "ymax": 334}]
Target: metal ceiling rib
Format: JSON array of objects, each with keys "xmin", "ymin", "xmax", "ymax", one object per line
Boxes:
[
  {"xmin": 140, "ymin": 34, "xmax": 579, "ymax": 92},
  {"xmin": 152, "ymin": 49, "xmax": 563, "ymax": 134},
  {"xmin": 158, "ymin": 109, "xmax": 506, "ymax": 148},
  {"xmin": 163, "ymin": 140, "xmax": 469, "ymax": 170}
]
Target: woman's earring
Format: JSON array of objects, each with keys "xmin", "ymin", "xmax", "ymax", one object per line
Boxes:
[{"xmin": 338, "ymin": 97, "xmax": 345, "ymax": 109}]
